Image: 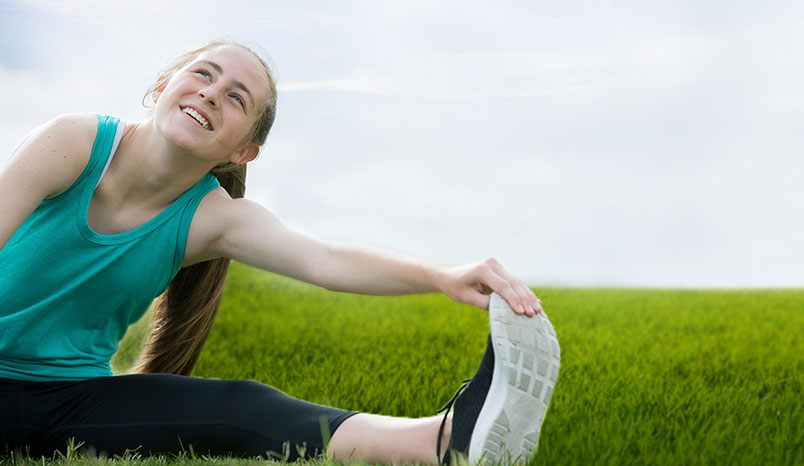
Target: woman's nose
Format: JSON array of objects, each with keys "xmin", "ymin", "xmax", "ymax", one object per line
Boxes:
[{"xmin": 198, "ymin": 88, "xmax": 218, "ymax": 107}]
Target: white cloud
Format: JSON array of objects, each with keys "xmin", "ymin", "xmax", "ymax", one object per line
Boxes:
[{"xmin": 279, "ymin": 50, "xmax": 618, "ymax": 101}]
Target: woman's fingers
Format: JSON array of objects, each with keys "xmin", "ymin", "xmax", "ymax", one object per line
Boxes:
[
  {"xmin": 515, "ymin": 282, "xmax": 541, "ymax": 315},
  {"xmin": 482, "ymin": 257, "xmax": 542, "ymax": 316},
  {"xmin": 446, "ymin": 258, "xmax": 542, "ymax": 317}
]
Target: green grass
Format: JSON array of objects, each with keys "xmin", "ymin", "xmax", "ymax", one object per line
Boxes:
[{"xmin": 7, "ymin": 262, "xmax": 804, "ymax": 466}]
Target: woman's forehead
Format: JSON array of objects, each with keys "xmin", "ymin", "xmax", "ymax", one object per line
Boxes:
[
  {"xmin": 192, "ymin": 46, "xmax": 263, "ymax": 75},
  {"xmin": 190, "ymin": 46, "xmax": 271, "ymax": 99}
]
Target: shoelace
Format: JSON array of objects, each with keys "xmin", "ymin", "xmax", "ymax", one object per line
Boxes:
[{"xmin": 436, "ymin": 378, "xmax": 472, "ymax": 466}]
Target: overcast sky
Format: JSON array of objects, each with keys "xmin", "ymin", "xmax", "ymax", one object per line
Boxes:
[{"xmin": 2, "ymin": 0, "xmax": 803, "ymax": 287}]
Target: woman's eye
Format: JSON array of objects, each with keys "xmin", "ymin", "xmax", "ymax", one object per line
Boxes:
[
  {"xmin": 195, "ymin": 69, "xmax": 211, "ymax": 80},
  {"xmin": 230, "ymin": 94, "xmax": 245, "ymax": 108}
]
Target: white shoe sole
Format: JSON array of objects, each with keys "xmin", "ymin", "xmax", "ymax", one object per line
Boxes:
[{"xmin": 468, "ymin": 292, "xmax": 561, "ymax": 465}]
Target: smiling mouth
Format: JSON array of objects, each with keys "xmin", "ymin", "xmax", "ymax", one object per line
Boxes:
[{"xmin": 181, "ymin": 106, "xmax": 213, "ymax": 131}]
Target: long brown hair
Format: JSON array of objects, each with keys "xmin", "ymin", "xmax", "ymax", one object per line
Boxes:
[{"xmin": 133, "ymin": 40, "xmax": 277, "ymax": 375}]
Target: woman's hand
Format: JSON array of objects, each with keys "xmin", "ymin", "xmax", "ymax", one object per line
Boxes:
[{"xmin": 439, "ymin": 258, "xmax": 542, "ymax": 316}]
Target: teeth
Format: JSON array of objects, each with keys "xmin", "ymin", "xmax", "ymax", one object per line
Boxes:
[{"xmin": 182, "ymin": 107, "xmax": 211, "ymax": 130}]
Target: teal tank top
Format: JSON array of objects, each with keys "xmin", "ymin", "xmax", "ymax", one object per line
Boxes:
[{"xmin": 0, "ymin": 115, "xmax": 221, "ymax": 381}]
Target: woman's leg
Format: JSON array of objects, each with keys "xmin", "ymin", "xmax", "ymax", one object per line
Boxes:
[
  {"xmin": 328, "ymin": 412, "xmax": 452, "ymax": 465},
  {"xmin": 3, "ymin": 373, "xmax": 453, "ymax": 464},
  {"xmin": 10, "ymin": 374, "xmax": 357, "ymax": 460}
]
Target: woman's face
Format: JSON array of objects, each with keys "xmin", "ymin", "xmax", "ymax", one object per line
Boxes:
[{"xmin": 153, "ymin": 45, "xmax": 271, "ymax": 164}]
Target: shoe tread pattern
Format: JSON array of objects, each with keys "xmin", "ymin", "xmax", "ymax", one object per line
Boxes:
[{"xmin": 483, "ymin": 293, "xmax": 560, "ymax": 464}]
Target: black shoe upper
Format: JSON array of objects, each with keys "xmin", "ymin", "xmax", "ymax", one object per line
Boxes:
[{"xmin": 437, "ymin": 334, "xmax": 495, "ymax": 465}]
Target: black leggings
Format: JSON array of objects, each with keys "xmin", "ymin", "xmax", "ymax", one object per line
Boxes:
[{"xmin": 0, "ymin": 374, "xmax": 358, "ymax": 460}]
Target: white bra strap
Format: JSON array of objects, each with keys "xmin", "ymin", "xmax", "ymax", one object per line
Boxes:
[{"xmin": 96, "ymin": 120, "xmax": 126, "ymax": 189}]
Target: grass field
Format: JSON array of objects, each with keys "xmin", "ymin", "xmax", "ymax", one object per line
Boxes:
[{"xmin": 8, "ymin": 261, "xmax": 804, "ymax": 466}]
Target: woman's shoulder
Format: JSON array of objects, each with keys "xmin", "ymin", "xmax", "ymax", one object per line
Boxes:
[
  {"xmin": 40, "ymin": 113, "xmax": 100, "ymax": 143},
  {"xmin": 4, "ymin": 113, "xmax": 100, "ymax": 199},
  {"xmin": 20, "ymin": 113, "xmax": 99, "ymax": 154}
]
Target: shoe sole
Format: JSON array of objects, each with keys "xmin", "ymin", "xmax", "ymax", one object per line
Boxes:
[{"xmin": 468, "ymin": 292, "xmax": 561, "ymax": 464}]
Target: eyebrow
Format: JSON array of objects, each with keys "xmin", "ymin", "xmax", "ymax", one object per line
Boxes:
[{"xmin": 196, "ymin": 60, "xmax": 255, "ymax": 110}]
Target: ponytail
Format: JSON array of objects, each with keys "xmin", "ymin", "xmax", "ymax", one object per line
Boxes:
[{"xmin": 134, "ymin": 164, "xmax": 246, "ymax": 375}]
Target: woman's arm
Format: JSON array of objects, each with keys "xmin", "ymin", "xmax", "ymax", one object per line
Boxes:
[
  {"xmin": 0, "ymin": 114, "xmax": 97, "ymax": 253},
  {"xmin": 188, "ymin": 192, "xmax": 542, "ymax": 315}
]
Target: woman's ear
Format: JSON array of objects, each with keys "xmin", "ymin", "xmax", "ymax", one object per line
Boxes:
[{"xmin": 229, "ymin": 142, "xmax": 260, "ymax": 165}]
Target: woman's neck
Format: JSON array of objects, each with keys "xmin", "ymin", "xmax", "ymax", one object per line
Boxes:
[{"xmin": 106, "ymin": 118, "xmax": 220, "ymax": 211}]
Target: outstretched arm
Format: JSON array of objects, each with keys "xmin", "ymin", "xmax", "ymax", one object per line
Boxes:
[{"xmin": 187, "ymin": 192, "xmax": 541, "ymax": 315}]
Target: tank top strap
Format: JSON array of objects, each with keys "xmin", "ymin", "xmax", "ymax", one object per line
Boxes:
[{"xmin": 83, "ymin": 115, "xmax": 121, "ymax": 191}]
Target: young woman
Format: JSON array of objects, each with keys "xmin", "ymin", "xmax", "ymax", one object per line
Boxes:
[{"xmin": 0, "ymin": 40, "xmax": 560, "ymax": 464}]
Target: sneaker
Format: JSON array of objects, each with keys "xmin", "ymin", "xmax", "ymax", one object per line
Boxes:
[{"xmin": 437, "ymin": 292, "xmax": 560, "ymax": 465}]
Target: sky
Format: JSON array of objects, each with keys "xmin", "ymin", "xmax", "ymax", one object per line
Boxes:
[{"xmin": 1, "ymin": 0, "xmax": 803, "ymax": 287}]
